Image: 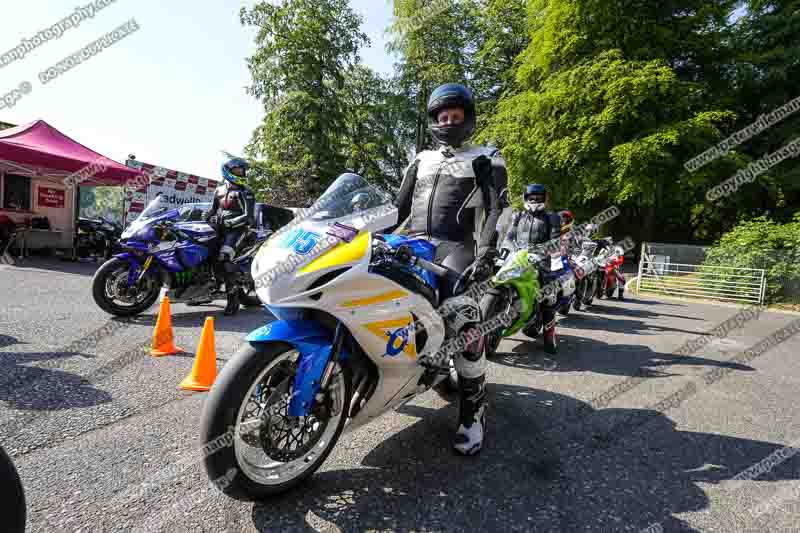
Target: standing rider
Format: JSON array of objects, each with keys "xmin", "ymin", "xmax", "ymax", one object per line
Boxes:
[
  {"xmin": 204, "ymin": 157, "xmax": 256, "ymax": 316},
  {"xmin": 393, "ymin": 83, "xmax": 505, "ymax": 456},
  {"xmin": 498, "ymin": 183, "xmax": 563, "ymax": 355}
]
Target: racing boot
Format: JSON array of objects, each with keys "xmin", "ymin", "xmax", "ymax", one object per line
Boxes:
[
  {"xmin": 454, "ymin": 374, "xmax": 488, "ymax": 456},
  {"xmin": 542, "ymin": 306, "xmax": 558, "ymax": 355},
  {"xmin": 453, "ymin": 342, "xmax": 488, "ymax": 456},
  {"xmin": 224, "ymin": 284, "xmax": 240, "ymax": 315},
  {"xmin": 222, "ymin": 261, "xmax": 241, "ymax": 316},
  {"xmin": 616, "ymin": 272, "xmax": 626, "ymax": 300}
]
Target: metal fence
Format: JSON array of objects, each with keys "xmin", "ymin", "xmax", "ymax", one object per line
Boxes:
[{"xmin": 636, "ymin": 242, "xmax": 767, "ymax": 305}]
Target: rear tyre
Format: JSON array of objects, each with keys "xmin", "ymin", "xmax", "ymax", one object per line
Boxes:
[
  {"xmin": 201, "ymin": 341, "xmax": 352, "ymax": 501},
  {"xmin": 0, "ymin": 444, "xmax": 26, "ymax": 533}
]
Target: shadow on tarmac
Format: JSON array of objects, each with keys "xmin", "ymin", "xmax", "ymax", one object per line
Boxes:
[{"xmin": 250, "ymin": 384, "xmax": 799, "ymax": 532}]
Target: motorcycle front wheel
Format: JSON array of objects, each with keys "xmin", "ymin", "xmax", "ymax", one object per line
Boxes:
[
  {"xmin": 573, "ymin": 280, "xmax": 585, "ymax": 311},
  {"xmin": 479, "ymin": 289, "xmax": 509, "ymax": 359},
  {"xmin": 0, "ymin": 444, "xmax": 26, "ymax": 533},
  {"xmin": 201, "ymin": 341, "xmax": 352, "ymax": 501},
  {"xmin": 583, "ymin": 276, "xmax": 596, "ymax": 306},
  {"xmin": 91, "ymin": 258, "xmax": 162, "ymax": 317}
]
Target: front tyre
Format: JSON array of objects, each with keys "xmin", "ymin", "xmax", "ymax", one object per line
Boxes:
[
  {"xmin": 0, "ymin": 444, "xmax": 26, "ymax": 533},
  {"xmin": 573, "ymin": 282, "xmax": 583, "ymax": 311},
  {"xmin": 91, "ymin": 258, "xmax": 161, "ymax": 317},
  {"xmin": 479, "ymin": 289, "xmax": 508, "ymax": 359},
  {"xmin": 201, "ymin": 341, "xmax": 352, "ymax": 501}
]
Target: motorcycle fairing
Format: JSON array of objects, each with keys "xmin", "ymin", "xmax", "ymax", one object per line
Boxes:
[
  {"xmin": 491, "ymin": 249, "xmax": 540, "ymax": 336},
  {"xmin": 245, "ymin": 319, "xmax": 351, "ymax": 417}
]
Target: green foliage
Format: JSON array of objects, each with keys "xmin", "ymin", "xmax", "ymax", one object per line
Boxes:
[
  {"xmin": 701, "ymin": 214, "xmax": 800, "ymax": 303},
  {"xmin": 241, "ymin": 0, "xmax": 369, "ymax": 204},
  {"xmin": 338, "ymin": 66, "xmax": 416, "ymax": 190},
  {"xmin": 232, "ymin": 0, "xmax": 797, "ymax": 242},
  {"xmin": 388, "ymin": 0, "xmax": 481, "ymax": 152},
  {"xmin": 480, "ymin": 49, "xmax": 734, "ymax": 209}
]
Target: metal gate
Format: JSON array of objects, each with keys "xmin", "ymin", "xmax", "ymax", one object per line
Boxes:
[{"xmin": 636, "ymin": 242, "xmax": 767, "ymax": 305}]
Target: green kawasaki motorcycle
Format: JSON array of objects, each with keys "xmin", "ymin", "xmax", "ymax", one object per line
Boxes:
[{"xmin": 480, "ymin": 243, "xmax": 564, "ymax": 358}]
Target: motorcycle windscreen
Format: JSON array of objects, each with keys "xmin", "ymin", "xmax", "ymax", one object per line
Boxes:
[
  {"xmin": 253, "ymin": 173, "xmax": 396, "ymax": 285},
  {"xmin": 121, "ymin": 195, "xmax": 178, "ymax": 239},
  {"xmin": 305, "ymin": 173, "xmax": 395, "ymax": 230}
]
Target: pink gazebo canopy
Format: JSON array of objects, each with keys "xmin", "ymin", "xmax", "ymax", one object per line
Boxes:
[{"xmin": 0, "ymin": 119, "xmax": 145, "ymax": 186}]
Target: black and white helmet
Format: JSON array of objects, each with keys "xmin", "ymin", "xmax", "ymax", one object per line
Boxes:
[{"xmin": 427, "ymin": 83, "xmax": 477, "ymax": 147}]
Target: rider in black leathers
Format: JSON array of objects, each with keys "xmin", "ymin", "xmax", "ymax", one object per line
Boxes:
[
  {"xmin": 498, "ymin": 183, "xmax": 563, "ymax": 354},
  {"xmin": 392, "ymin": 83, "xmax": 506, "ymax": 456},
  {"xmin": 204, "ymin": 158, "xmax": 256, "ymax": 316}
]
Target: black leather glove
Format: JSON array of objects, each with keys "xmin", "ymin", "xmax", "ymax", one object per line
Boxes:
[{"xmin": 474, "ymin": 246, "xmax": 498, "ymax": 280}]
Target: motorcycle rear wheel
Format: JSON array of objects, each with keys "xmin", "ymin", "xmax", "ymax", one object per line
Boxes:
[{"xmin": 201, "ymin": 341, "xmax": 352, "ymax": 501}]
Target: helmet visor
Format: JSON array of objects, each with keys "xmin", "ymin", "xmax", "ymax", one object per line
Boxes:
[
  {"xmin": 524, "ymin": 192, "xmax": 545, "ymax": 204},
  {"xmin": 229, "ymin": 166, "xmax": 246, "ymax": 178}
]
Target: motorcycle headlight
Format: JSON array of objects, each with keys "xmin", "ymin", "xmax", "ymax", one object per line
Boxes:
[{"xmin": 495, "ymin": 265, "xmax": 526, "ymax": 283}]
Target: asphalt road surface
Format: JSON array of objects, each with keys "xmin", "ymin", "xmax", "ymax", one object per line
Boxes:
[{"xmin": 2, "ymin": 258, "xmax": 799, "ymax": 532}]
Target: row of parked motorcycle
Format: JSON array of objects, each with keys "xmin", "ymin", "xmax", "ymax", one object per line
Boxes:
[{"xmin": 480, "ymin": 226, "xmax": 628, "ymax": 358}]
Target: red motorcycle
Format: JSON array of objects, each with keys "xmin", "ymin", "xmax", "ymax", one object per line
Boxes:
[{"xmin": 594, "ymin": 241, "xmax": 626, "ymax": 300}]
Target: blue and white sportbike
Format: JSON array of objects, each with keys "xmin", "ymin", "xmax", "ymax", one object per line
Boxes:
[
  {"xmin": 91, "ymin": 195, "xmax": 267, "ymax": 317},
  {"xmin": 200, "ymin": 173, "xmax": 488, "ymax": 500}
]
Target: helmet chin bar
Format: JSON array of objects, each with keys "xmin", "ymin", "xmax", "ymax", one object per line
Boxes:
[
  {"xmin": 525, "ymin": 201, "xmax": 546, "ymax": 213},
  {"xmin": 430, "ymin": 123, "xmax": 473, "ymax": 148}
]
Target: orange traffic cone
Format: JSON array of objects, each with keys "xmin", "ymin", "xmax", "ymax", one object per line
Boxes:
[
  {"xmin": 151, "ymin": 295, "xmax": 183, "ymax": 356},
  {"xmin": 179, "ymin": 317, "xmax": 217, "ymax": 391}
]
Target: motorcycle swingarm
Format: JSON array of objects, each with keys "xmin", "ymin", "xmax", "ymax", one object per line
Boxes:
[{"xmin": 246, "ymin": 320, "xmax": 350, "ymax": 417}]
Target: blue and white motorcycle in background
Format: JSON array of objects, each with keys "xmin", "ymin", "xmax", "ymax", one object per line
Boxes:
[
  {"xmin": 200, "ymin": 173, "xmax": 485, "ymax": 500},
  {"xmin": 91, "ymin": 195, "xmax": 267, "ymax": 317}
]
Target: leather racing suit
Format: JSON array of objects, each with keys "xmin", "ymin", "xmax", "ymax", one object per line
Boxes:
[
  {"xmin": 393, "ymin": 143, "xmax": 506, "ymax": 455},
  {"xmin": 204, "ymin": 180, "xmax": 256, "ymax": 310},
  {"xmin": 498, "ymin": 207, "xmax": 563, "ymax": 352}
]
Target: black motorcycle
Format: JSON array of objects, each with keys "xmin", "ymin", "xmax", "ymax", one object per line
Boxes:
[
  {"xmin": 0, "ymin": 444, "xmax": 26, "ymax": 533},
  {"xmin": 75, "ymin": 216, "xmax": 123, "ymax": 260}
]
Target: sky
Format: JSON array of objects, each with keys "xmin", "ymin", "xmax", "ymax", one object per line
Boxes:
[{"xmin": 0, "ymin": 0, "xmax": 397, "ymax": 180}]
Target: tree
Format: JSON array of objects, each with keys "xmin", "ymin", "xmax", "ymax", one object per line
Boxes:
[
  {"xmin": 479, "ymin": 0, "xmax": 742, "ymax": 242},
  {"xmin": 720, "ymin": 0, "xmax": 800, "ymax": 231},
  {"xmin": 388, "ymin": 0, "xmax": 480, "ymax": 153},
  {"xmin": 470, "ymin": 0, "xmax": 529, "ymax": 122},
  {"xmin": 339, "ymin": 66, "xmax": 416, "ymax": 190},
  {"xmin": 241, "ymin": 0, "xmax": 368, "ymax": 204}
]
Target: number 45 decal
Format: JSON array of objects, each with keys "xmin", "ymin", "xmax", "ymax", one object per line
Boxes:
[{"xmin": 282, "ymin": 228, "xmax": 321, "ymax": 255}]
